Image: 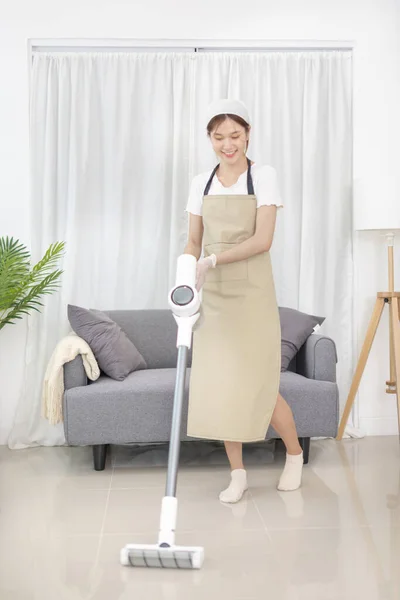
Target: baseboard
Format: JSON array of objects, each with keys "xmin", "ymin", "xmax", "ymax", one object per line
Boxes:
[{"xmin": 358, "ymin": 417, "xmax": 399, "ymax": 436}]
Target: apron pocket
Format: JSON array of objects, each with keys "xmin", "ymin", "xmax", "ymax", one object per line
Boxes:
[{"xmin": 207, "ymin": 260, "xmax": 248, "ymax": 283}]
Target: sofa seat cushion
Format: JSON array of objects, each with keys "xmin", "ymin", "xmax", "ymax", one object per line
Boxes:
[
  {"xmin": 273, "ymin": 371, "xmax": 339, "ymax": 438},
  {"xmin": 64, "ymin": 369, "xmax": 339, "ymax": 446},
  {"xmin": 64, "ymin": 368, "xmax": 190, "ymax": 445}
]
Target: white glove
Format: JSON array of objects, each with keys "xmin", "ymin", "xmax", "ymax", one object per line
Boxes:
[{"xmin": 196, "ymin": 254, "xmax": 217, "ymax": 291}]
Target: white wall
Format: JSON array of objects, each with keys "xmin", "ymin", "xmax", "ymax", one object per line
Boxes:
[{"xmin": 1, "ymin": 0, "xmax": 400, "ymax": 443}]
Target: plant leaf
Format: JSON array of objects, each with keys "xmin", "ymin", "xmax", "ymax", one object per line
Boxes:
[{"xmin": 0, "ymin": 238, "xmax": 65, "ymax": 331}]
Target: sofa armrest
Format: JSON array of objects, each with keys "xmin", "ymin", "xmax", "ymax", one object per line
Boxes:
[
  {"xmin": 64, "ymin": 356, "xmax": 88, "ymax": 390},
  {"xmin": 296, "ymin": 334, "xmax": 337, "ymax": 382}
]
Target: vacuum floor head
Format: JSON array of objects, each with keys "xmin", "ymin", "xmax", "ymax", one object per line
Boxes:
[{"xmin": 120, "ymin": 544, "xmax": 204, "ymax": 569}]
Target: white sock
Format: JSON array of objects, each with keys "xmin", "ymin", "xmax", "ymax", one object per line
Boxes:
[
  {"xmin": 277, "ymin": 452, "xmax": 304, "ymax": 491},
  {"xmin": 219, "ymin": 469, "xmax": 248, "ymax": 503}
]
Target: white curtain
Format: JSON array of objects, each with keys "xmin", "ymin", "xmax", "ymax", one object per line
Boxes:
[{"xmin": 8, "ymin": 50, "xmax": 353, "ymax": 448}]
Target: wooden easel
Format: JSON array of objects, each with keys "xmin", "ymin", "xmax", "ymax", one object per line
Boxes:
[{"xmin": 337, "ymin": 233, "xmax": 400, "ymax": 440}]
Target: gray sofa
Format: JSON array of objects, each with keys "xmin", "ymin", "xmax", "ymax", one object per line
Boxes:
[{"xmin": 63, "ymin": 309, "xmax": 339, "ymax": 470}]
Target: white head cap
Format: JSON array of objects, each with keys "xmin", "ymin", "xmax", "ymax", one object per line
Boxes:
[{"xmin": 206, "ymin": 99, "xmax": 251, "ymax": 127}]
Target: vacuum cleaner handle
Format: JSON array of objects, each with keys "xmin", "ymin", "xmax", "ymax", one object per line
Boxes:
[
  {"xmin": 165, "ymin": 254, "xmax": 201, "ymax": 497},
  {"xmin": 165, "ymin": 344, "xmax": 188, "ymax": 498}
]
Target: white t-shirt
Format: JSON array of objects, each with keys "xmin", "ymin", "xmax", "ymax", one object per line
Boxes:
[{"xmin": 185, "ymin": 163, "xmax": 283, "ymax": 216}]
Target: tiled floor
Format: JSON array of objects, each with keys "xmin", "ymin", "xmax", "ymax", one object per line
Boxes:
[{"xmin": 1, "ymin": 436, "xmax": 400, "ymax": 599}]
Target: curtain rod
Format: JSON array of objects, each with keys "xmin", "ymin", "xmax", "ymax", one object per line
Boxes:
[{"xmin": 29, "ymin": 38, "xmax": 355, "ymax": 52}]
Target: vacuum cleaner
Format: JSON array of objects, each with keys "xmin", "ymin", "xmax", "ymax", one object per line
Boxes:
[{"xmin": 120, "ymin": 254, "xmax": 205, "ymax": 569}]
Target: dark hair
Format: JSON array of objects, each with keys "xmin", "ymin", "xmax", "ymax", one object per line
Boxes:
[{"xmin": 207, "ymin": 113, "xmax": 250, "ymax": 137}]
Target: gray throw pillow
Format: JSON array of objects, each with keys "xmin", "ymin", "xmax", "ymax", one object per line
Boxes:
[
  {"xmin": 67, "ymin": 304, "xmax": 147, "ymax": 381},
  {"xmin": 279, "ymin": 307, "xmax": 325, "ymax": 372}
]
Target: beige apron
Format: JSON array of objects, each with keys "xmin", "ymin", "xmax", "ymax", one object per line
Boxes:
[{"xmin": 187, "ymin": 160, "xmax": 281, "ymax": 443}]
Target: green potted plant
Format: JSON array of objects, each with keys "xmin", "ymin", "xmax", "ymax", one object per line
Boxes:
[{"xmin": 0, "ymin": 236, "xmax": 65, "ymax": 330}]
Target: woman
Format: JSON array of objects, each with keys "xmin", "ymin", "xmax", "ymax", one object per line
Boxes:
[{"xmin": 184, "ymin": 99, "xmax": 303, "ymax": 504}]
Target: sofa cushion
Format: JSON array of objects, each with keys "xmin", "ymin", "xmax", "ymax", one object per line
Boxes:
[
  {"xmin": 104, "ymin": 309, "xmax": 191, "ymax": 370},
  {"xmin": 274, "ymin": 371, "xmax": 338, "ymax": 437},
  {"xmin": 279, "ymin": 307, "xmax": 325, "ymax": 372},
  {"xmin": 68, "ymin": 305, "xmax": 146, "ymax": 381},
  {"xmin": 63, "ymin": 367, "xmax": 338, "ymax": 446},
  {"xmin": 64, "ymin": 368, "xmax": 189, "ymax": 445}
]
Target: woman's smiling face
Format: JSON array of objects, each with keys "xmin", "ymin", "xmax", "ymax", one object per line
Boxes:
[{"xmin": 209, "ymin": 117, "xmax": 249, "ymax": 165}]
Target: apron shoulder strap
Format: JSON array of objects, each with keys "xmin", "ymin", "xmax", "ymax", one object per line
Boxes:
[
  {"xmin": 246, "ymin": 157, "xmax": 255, "ymax": 195},
  {"xmin": 203, "ymin": 157, "xmax": 255, "ymax": 196},
  {"xmin": 203, "ymin": 165, "xmax": 219, "ymax": 196}
]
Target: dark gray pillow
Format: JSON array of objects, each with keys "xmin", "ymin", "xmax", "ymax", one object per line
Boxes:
[
  {"xmin": 279, "ymin": 307, "xmax": 325, "ymax": 372},
  {"xmin": 67, "ymin": 304, "xmax": 147, "ymax": 381}
]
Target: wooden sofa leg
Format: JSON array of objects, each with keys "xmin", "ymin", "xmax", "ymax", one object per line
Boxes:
[
  {"xmin": 299, "ymin": 437, "xmax": 310, "ymax": 464},
  {"xmin": 93, "ymin": 444, "xmax": 108, "ymax": 471}
]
